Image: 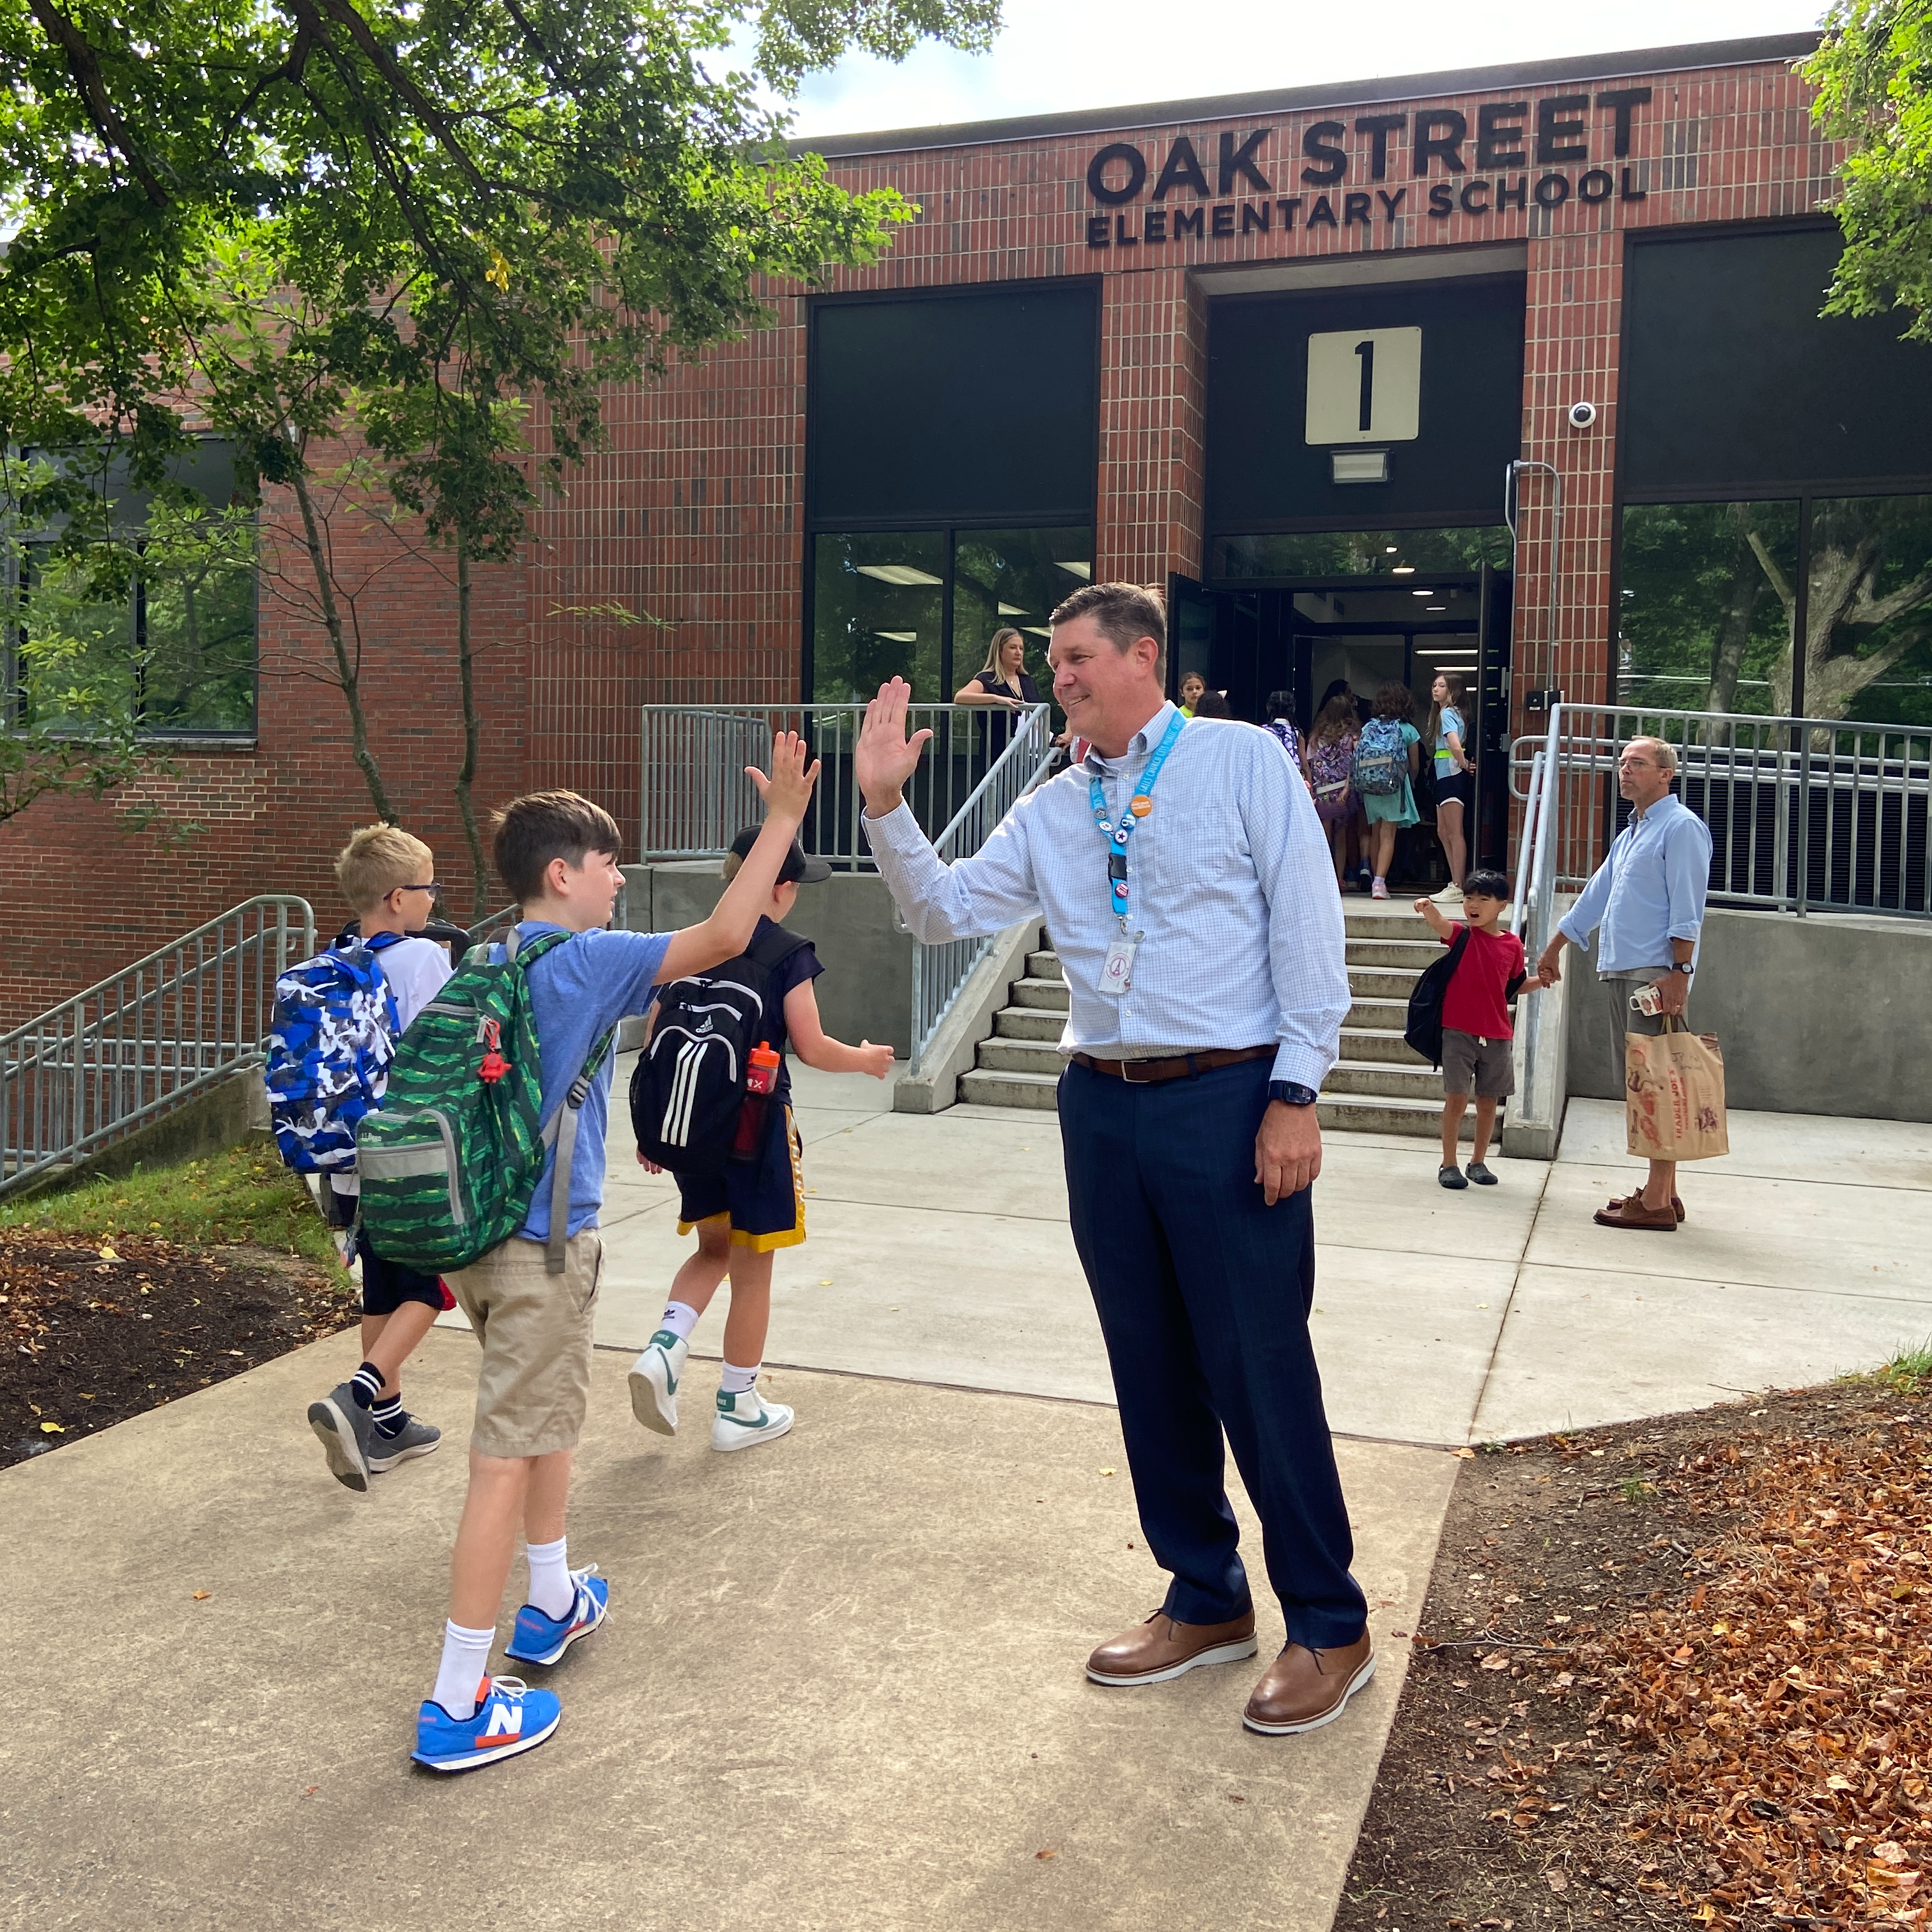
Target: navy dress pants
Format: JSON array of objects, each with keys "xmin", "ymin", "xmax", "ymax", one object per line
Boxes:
[{"xmin": 1058, "ymin": 1057, "xmax": 1368, "ymax": 1651}]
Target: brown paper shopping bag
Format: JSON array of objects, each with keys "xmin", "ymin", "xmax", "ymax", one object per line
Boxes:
[{"xmin": 1625, "ymin": 1016, "xmax": 1729, "ymax": 1162}]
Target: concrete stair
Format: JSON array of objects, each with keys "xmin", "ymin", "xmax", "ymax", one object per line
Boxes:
[{"xmin": 958, "ymin": 944, "xmax": 1065, "ymax": 1110}]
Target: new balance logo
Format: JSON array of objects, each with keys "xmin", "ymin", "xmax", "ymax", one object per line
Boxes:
[{"xmin": 475, "ymin": 1698, "xmax": 525, "ymax": 1747}]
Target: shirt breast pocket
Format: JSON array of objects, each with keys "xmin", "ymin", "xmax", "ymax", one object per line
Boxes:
[{"xmin": 1140, "ymin": 803, "xmax": 1250, "ymax": 900}]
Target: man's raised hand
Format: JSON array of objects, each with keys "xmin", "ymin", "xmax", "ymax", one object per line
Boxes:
[
  {"xmin": 747, "ymin": 730, "xmax": 820, "ymax": 822},
  {"xmin": 855, "ymin": 678, "xmax": 934, "ymax": 818}
]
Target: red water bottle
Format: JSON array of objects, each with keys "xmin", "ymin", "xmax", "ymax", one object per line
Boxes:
[{"xmin": 730, "ymin": 1044, "xmax": 782, "ymax": 1163}]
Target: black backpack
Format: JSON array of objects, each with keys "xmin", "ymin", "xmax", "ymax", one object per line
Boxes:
[
  {"xmin": 1403, "ymin": 927, "xmax": 1469, "ymax": 1071},
  {"xmin": 629, "ymin": 924, "xmax": 810, "ymax": 1173}
]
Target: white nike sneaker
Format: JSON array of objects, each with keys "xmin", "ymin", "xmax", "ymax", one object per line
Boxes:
[
  {"xmin": 628, "ymin": 1331, "xmax": 690, "ymax": 1436},
  {"xmin": 711, "ymin": 1382, "xmax": 794, "ymax": 1453}
]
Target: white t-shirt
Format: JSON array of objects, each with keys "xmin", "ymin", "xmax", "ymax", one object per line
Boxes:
[{"xmin": 332, "ymin": 935, "xmax": 454, "ymax": 1195}]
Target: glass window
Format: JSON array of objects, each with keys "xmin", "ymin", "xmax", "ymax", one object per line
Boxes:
[
  {"xmin": 811, "ymin": 531, "xmax": 944, "ymax": 703},
  {"xmin": 951, "ymin": 526, "xmax": 1090, "ymax": 687},
  {"xmin": 1212, "ymin": 526, "xmax": 1512, "ymax": 579},
  {"xmin": 1618, "ymin": 503, "xmax": 1800, "ymax": 715},
  {"xmin": 1805, "ymin": 496, "xmax": 1932, "ymax": 726}
]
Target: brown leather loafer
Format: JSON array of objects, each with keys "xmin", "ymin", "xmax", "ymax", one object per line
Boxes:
[
  {"xmin": 1607, "ymin": 1192, "xmax": 1686, "ymax": 1223},
  {"xmin": 1085, "ymin": 1609, "xmax": 1258, "ymax": 1686},
  {"xmin": 1593, "ymin": 1196, "xmax": 1679, "ymax": 1231},
  {"xmin": 1241, "ymin": 1634, "xmax": 1377, "ymax": 1735}
]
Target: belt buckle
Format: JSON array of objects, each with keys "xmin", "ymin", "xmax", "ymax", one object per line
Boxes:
[{"xmin": 1120, "ymin": 1058, "xmax": 1154, "ymax": 1085}]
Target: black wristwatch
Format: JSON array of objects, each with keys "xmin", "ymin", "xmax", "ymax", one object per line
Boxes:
[
  {"xmin": 1269, "ymin": 1080, "xmax": 1319, "ymax": 1108},
  {"xmin": 1667, "ymin": 962, "xmax": 1693, "ymax": 975}
]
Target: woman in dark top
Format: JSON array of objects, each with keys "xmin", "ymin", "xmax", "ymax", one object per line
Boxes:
[{"xmin": 954, "ymin": 625, "xmax": 1042, "ymax": 756}]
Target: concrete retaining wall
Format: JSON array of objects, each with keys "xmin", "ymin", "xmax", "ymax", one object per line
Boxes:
[
  {"xmin": 1566, "ymin": 906, "xmax": 1932, "ymax": 1122},
  {"xmin": 622, "ymin": 864, "xmax": 916, "ymax": 1057}
]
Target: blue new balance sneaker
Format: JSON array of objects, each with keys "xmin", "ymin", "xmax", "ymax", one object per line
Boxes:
[
  {"xmin": 411, "ymin": 1677, "xmax": 560, "ymax": 1773},
  {"xmin": 503, "ymin": 1567, "xmax": 609, "ymax": 1667}
]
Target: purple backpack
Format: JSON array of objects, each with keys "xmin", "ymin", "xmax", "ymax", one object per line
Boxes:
[{"xmin": 1307, "ymin": 733, "xmax": 1356, "ymax": 822}]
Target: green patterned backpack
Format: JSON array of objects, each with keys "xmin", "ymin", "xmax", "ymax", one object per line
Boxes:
[{"xmin": 356, "ymin": 926, "xmax": 613, "ymax": 1276}]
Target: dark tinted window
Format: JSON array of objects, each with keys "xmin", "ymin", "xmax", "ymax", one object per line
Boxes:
[
  {"xmin": 1206, "ymin": 276, "xmax": 1525, "ymax": 532},
  {"xmin": 809, "ymin": 285, "xmax": 1099, "ymax": 523},
  {"xmin": 1623, "ymin": 226, "xmax": 1932, "ymax": 496}
]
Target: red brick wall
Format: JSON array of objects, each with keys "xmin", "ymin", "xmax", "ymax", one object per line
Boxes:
[{"xmin": 0, "ymin": 48, "xmax": 1839, "ymax": 1020}]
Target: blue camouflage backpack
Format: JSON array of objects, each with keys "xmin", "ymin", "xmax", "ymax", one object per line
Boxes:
[
  {"xmin": 263, "ymin": 933, "xmax": 406, "ymax": 1174},
  {"xmin": 1353, "ymin": 716, "xmax": 1409, "ymax": 797}
]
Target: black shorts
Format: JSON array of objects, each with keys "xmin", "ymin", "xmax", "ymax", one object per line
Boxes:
[
  {"xmin": 325, "ymin": 1184, "xmax": 449, "ymax": 1317},
  {"xmin": 675, "ymin": 1101, "xmax": 806, "ymax": 1252},
  {"xmin": 1434, "ymin": 769, "xmax": 1473, "ymax": 809}
]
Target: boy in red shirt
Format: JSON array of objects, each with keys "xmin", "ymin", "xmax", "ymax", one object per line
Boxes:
[{"xmin": 1414, "ymin": 869, "xmax": 1526, "ymax": 1189}]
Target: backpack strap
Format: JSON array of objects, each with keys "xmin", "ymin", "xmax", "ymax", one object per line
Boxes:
[{"xmin": 540, "ymin": 1025, "xmax": 617, "ymax": 1274}]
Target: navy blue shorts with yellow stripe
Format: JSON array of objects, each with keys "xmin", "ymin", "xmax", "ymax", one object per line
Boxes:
[{"xmin": 675, "ymin": 1101, "xmax": 806, "ymax": 1254}]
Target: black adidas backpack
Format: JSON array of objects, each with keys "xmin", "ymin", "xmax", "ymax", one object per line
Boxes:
[
  {"xmin": 629, "ymin": 924, "xmax": 811, "ymax": 1173},
  {"xmin": 1403, "ymin": 926, "xmax": 1469, "ymax": 1071}
]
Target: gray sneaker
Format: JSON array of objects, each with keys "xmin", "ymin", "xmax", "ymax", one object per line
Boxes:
[
  {"xmin": 367, "ymin": 1414, "xmax": 441, "ymax": 1472},
  {"xmin": 307, "ymin": 1383, "xmax": 375, "ymax": 1492}
]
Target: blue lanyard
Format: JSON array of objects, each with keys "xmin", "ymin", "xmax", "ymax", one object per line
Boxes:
[{"xmin": 1089, "ymin": 710, "xmax": 1186, "ymax": 924}]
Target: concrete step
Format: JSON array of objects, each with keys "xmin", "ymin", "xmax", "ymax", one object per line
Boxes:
[
  {"xmin": 1347, "ymin": 996, "xmax": 1411, "ymax": 1032},
  {"xmin": 1319, "ymin": 1092, "xmax": 1486, "ymax": 1140},
  {"xmin": 976, "ymin": 1038, "xmax": 1064, "ymax": 1076},
  {"xmin": 958, "ymin": 1067, "xmax": 1061, "ymax": 1110},
  {"xmin": 1321, "ymin": 1059, "xmax": 1444, "ymax": 1101},
  {"xmin": 1011, "ymin": 977, "xmax": 1071, "ymax": 1013},
  {"xmin": 1026, "ymin": 950, "xmax": 1063, "ymax": 982},
  {"xmin": 1340, "ymin": 1026, "xmax": 1429, "ymax": 1066},
  {"xmin": 1345, "ymin": 938, "xmax": 1443, "ymax": 969},
  {"xmin": 993, "ymin": 1005, "xmax": 1064, "ymax": 1042},
  {"xmin": 1346, "ymin": 966, "xmax": 1423, "ymax": 1000},
  {"xmin": 1341, "ymin": 907, "xmax": 1434, "ymax": 941}
]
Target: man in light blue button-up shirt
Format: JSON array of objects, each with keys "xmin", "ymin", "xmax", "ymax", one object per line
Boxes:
[
  {"xmin": 857, "ymin": 582, "xmax": 1374, "ymax": 1742},
  {"xmin": 1537, "ymin": 735, "xmax": 1713, "ymax": 1229}
]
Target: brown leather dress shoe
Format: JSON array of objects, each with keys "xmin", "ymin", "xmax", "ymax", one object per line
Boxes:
[
  {"xmin": 1593, "ymin": 1196, "xmax": 1679, "ymax": 1230},
  {"xmin": 1085, "ymin": 1609, "xmax": 1258, "ymax": 1686},
  {"xmin": 1607, "ymin": 1191, "xmax": 1686, "ymax": 1222},
  {"xmin": 1241, "ymin": 1634, "xmax": 1377, "ymax": 1735}
]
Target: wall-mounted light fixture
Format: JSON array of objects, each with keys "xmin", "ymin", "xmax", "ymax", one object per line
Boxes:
[{"xmin": 1331, "ymin": 448, "xmax": 1390, "ymax": 484}]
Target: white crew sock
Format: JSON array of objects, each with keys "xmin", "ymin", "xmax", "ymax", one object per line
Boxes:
[
  {"xmin": 526, "ymin": 1536, "xmax": 575, "ymax": 1621},
  {"xmin": 658, "ymin": 1301, "xmax": 700, "ymax": 1343},
  {"xmin": 431, "ymin": 1620, "xmax": 495, "ymax": 1720},
  {"xmin": 719, "ymin": 1359, "xmax": 760, "ymax": 1397}
]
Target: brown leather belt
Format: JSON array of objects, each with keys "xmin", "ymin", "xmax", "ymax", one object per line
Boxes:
[{"xmin": 1070, "ymin": 1045, "xmax": 1275, "ymax": 1085}]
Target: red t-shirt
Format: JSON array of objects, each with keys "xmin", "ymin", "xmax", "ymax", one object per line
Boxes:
[{"xmin": 1441, "ymin": 923, "xmax": 1527, "ymax": 1040}]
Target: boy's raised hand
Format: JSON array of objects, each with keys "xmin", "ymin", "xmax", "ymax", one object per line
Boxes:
[
  {"xmin": 747, "ymin": 730, "xmax": 819, "ymax": 822},
  {"xmin": 855, "ymin": 678, "xmax": 934, "ymax": 818}
]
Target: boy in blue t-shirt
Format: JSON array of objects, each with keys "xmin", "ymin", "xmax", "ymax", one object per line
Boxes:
[{"xmin": 411, "ymin": 744, "xmax": 817, "ymax": 1774}]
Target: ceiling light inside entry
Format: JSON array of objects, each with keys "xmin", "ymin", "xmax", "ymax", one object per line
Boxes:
[
  {"xmin": 997, "ymin": 602, "xmax": 1029, "ymax": 615},
  {"xmin": 1055, "ymin": 560, "xmax": 1092, "ymax": 580},
  {"xmin": 857, "ymin": 564, "xmax": 943, "ymax": 586},
  {"xmin": 873, "ymin": 630, "xmax": 919, "ymax": 642}
]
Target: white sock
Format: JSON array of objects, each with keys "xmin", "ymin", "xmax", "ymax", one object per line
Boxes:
[
  {"xmin": 432, "ymin": 1620, "xmax": 494, "ymax": 1719},
  {"xmin": 525, "ymin": 1535, "xmax": 574, "ymax": 1620},
  {"xmin": 658, "ymin": 1301, "xmax": 700, "ymax": 1344},
  {"xmin": 719, "ymin": 1359, "xmax": 760, "ymax": 1396}
]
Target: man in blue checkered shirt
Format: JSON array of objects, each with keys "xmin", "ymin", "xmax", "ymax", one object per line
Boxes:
[{"xmin": 858, "ymin": 581, "xmax": 1373, "ymax": 1740}]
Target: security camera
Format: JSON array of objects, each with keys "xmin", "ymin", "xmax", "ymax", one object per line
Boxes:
[{"xmin": 1567, "ymin": 401, "xmax": 1598, "ymax": 430}]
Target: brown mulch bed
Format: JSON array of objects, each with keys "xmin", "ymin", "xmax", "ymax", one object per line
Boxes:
[
  {"xmin": 1, "ymin": 1229, "xmax": 356, "ymax": 1468},
  {"xmin": 1335, "ymin": 1377, "xmax": 1932, "ymax": 1931}
]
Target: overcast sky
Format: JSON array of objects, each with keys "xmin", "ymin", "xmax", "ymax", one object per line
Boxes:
[{"xmin": 783, "ymin": 0, "xmax": 1821, "ymax": 139}]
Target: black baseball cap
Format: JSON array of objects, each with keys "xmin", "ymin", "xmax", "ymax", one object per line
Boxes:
[{"xmin": 727, "ymin": 824, "xmax": 831, "ymax": 885}]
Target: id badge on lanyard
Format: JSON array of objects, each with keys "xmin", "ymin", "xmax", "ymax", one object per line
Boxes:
[{"xmin": 1090, "ymin": 710, "xmax": 1185, "ymax": 997}]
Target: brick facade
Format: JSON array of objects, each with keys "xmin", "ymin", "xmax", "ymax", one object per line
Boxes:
[{"xmin": 0, "ymin": 38, "xmax": 1837, "ymax": 1021}]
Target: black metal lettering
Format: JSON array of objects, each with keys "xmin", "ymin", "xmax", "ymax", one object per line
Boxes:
[
  {"xmin": 1459, "ymin": 179, "xmax": 1491, "ymax": 215},
  {"xmin": 1427, "ymin": 181, "xmax": 1455, "ymax": 218},
  {"xmin": 1354, "ymin": 113, "xmax": 1406, "ymax": 181},
  {"xmin": 1087, "ymin": 143, "xmax": 1147, "ymax": 206},
  {"xmin": 1476, "ymin": 102, "xmax": 1528, "ymax": 169},
  {"xmin": 1218, "ymin": 128, "xmax": 1273, "ymax": 194},
  {"xmin": 1307, "ymin": 194, "xmax": 1339, "ymax": 227},
  {"xmin": 1533, "ymin": 172, "xmax": 1570, "ymax": 208},
  {"xmin": 1174, "ymin": 206, "xmax": 1206, "ymax": 238},
  {"xmin": 1577, "ymin": 168, "xmax": 1614, "ymax": 203},
  {"xmin": 1211, "ymin": 201, "xmax": 1236, "ymax": 236},
  {"xmin": 1115, "ymin": 213, "xmax": 1139, "ymax": 246},
  {"xmin": 1413, "ymin": 107, "xmax": 1468, "ymax": 174},
  {"xmin": 1276, "ymin": 196, "xmax": 1302, "ymax": 229},
  {"xmin": 1086, "ymin": 214, "xmax": 1110, "ymax": 247},
  {"xmin": 1596, "ymin": 88, "xmax": 1653, "ymax": 158},
  {"xmin": 1619, "ymin": 165, "xmax": 1647, "ymax": 203},
  {"xmin": 1144, "ymin": 208, "xmax": 1169, "ymax": 242},
  {"xmin": 1377, "ymin": 187, "xmax": 1407, "ymax": 218},
  {"xmin": 1496, "ymin": 175, "xmax": 1528, "ymax": 212},
  {"xmin": 1240, "ymin": 200, "xmax": 1271, "ymax": 234},
  {"xmin": 1535, "ymin": 95, "xmax": 1590, "ymax": 164},
  {"xmin": 1342, "ymin": 191, "xmax": 1372, "ymax": 226},
  {"xmin": 1300, "ymin": 121, "xmax": 1347, "ymax": 185},
  {"xmin": 1151, "ymin": 135, "xmax": 1211, "ymax": 201}
]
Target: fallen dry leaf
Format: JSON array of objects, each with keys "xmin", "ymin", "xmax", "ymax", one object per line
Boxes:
[
  {"xmin": 192, "ymin": 1590, "xmax": 211, "ymax": 1601},
  {"xmin": 1034, "ymin": 1848, "xmax": 1057, "ymax": 1861}
]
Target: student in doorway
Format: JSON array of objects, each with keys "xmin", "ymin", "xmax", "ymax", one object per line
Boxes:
[
  {"xmin": 1192, "ymin": 689, "xmax": 1232, "ymax": 719},
  {"xmin": 1359, "ymin": 683, "xmax": 1422, "ymax": 901},
  {"xmin": 1304, "ymin": 692, "xmax": 1362, "ymax": 890},
  {"xmin": 1414, "ymin": 869, "xmax": 1525, "ymax": 1189},
  {"xmin": 1261, "ymin": 689, "xmax": 1304, "ymax": 771},
  {"xmin": 1177, "ymin": 671, "xmax": 1206, "ymax": 717},
  {"xmin": 629, "ymin": 827, "xmax": 895, "ymax": 1449},
  {"xmin": 1427, "ymin": 671, "xmax": 1473, "ymax": 902}
]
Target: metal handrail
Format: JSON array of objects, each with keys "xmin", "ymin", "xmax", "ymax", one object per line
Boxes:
[
  {"xmin": 1510, "ymin": 701, "xmax": 1932, "ymax": 921},
  {"xmin": 0, "ymin": 896, "xmax": 316, "ymax": 1195},
  {"xmin": 640, "ymin": 702, "xmax": 1055, "ymax": 868},
  {"xmin": 908, "ymin": 706, "xmax": 1058, "ymax": 1075}
]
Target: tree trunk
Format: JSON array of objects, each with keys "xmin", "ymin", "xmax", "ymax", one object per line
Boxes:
[
  {"xmin": 289, "ymin": 464, "xmax": 395, "ymax": 823},
  {"xmin": 1705, "ymin": 541, "xmax": 1762, "ymax": 714},
  {"xmin": 452, "ymin": 532, "xmax": 491, "ymax": 919}
]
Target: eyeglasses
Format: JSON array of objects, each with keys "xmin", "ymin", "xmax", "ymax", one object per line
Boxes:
[{"xmin": 400, "ymin": 882, "xmax": 443, "ymax": 896}]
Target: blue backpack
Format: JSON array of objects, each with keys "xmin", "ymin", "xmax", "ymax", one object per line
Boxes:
[
  {"xmin": 263, "ymin": 934, "xmax": 404, "ymax": 1174},
  {"xmin": 1353, "ymin": 717, "xmax": 1408, "ymax": 797}
]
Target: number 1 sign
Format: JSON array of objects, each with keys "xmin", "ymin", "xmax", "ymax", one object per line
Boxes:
[{"xmin": 1305, "ymin": 326, "xmax": 1422, "ymax": 445}]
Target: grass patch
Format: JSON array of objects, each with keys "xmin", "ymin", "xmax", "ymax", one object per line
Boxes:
[
  {"xmin": 0, "ymin": 1143, "xmax": 341, "ymax": 1268},
  {"xmin": 1880, "ymin": 1340, "xmax": 1932, "ymax": 1395}
]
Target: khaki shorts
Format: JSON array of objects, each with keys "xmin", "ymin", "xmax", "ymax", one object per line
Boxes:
[
  {"xmin": 445, "ymin": 1230, "xmax": 603, "ymax": 1459},
  {"xmin": 1600, "ymin": 970, "xmax": 1678, "ymax": 1094},
  {"xmin": 1441, "ymin": 1027, "xmax": 1515, "ymax": 1098}
]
